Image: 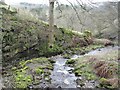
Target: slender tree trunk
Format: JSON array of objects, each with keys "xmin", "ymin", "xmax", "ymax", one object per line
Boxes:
[{"xmin": 48, "ymin": 0, "xmax": 55, "ymax": 47}]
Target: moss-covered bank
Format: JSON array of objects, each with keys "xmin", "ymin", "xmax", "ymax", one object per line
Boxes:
[
  {"xmin": 3, "ymin": 57, "xmax": 55, "ymax": 88},
  {"xmin": 66, "ymin": 46, "xmax": 119, "ymax": 89},
  {"xmin": 1, "ymin": 4, "xmax": 96, "ymax": 66}
]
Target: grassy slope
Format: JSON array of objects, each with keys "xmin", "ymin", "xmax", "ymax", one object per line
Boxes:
[{"xmin": 2, "ymin": 5, "xmax": 101, "ymax": 65}]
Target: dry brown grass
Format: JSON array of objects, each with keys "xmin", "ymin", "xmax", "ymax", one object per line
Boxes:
[
  {"xmin": 94, "ymin": 61, "xmax": 113, "ymax": 78},
  {"xmin": 107, "ymin": 78, "xmax": 119, "ymax": 87},
  {"xmin": 88, "ymin": 57, "xmax": 97, "ymax": 63},
  {"xmin": 94, "ymin": 61, "xmax": 106, "ymax": 69}
]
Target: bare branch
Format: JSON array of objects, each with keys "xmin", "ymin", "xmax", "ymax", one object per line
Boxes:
[
  {"xmin": 66, "ymin": 0, "xmax": 84, "ymax": 32},
  {"xmin": 76, "ymin": 0, "xmax": 86, "ymax": 11},
  {"xmin": 56, "ymin": 0, "xmax": 62, "ymax": 13}
]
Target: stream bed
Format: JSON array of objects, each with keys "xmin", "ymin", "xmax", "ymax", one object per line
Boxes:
[
  {"xmin": 49, "ymin": 55, "xmax": 99, "ymax": 88},
  {"xmin": 50, "ymin": 55, "xmax": 77, "ymax": 88}
]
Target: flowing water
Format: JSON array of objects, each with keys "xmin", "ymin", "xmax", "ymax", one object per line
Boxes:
[
  {"xmin": 50, "ymin": 55, "xmax": 77, "ymax": 88},
  {"xmin": 85, "ymin": 46, "xmax": 119, "ymax": 55}
]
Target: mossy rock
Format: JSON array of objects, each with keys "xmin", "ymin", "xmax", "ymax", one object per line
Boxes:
[
  {"xmin": 49, "ymin": 59, "xmax": 55, "ymax": 64},
  {"xmin": 99, "ymin": 78, "xmax": 114, "ymax": 89},
  {"xmin": 34, "ymin": 67, "xmax": 44, "ymax": 75},
  {"xmin": 63, "ymin": 54, "xmax": 71, "ymax": 59},
  {"xmin": 74, "ymin": 70, "xmax": 83, "ymax": 76},
  {"xmin": 14, "ymin": 70, "xmax": 32, "ymax": 88},
  {"xmin": 83, "ymin": 30, "xmax": 92, "ymax": 37},
  {"xmin": 16, "ymin": 82, "xmax": 28, "ymax": 88},
  {"xmin": 99, "ymin": 78, "xmax": 109, "ymax": 85},
  {"xmin": 66, "ymin": 59, "xmax": 75, "ymax": 64},
  {"xmin": 74, "ymin": 63, "xmax": 86, "ymax": 71},
  {"xmin": 12, "ymin": 67, "xmax": 17, "ymax": 71},
  {"xmin": 83, "ymin": 72, "xmax": 97, "ymax": 80}
]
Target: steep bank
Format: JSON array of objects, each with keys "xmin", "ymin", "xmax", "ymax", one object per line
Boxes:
[{"xmin": 2, "ymin": 4, "xmax": 94, "ymax": 66}]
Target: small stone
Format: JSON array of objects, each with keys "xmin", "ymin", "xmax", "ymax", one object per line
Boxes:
[
  {"xmin": 89, "ymin": 80, "xmax": 95, "ymax": 83},
  {"xmin": 98, "ymin": 48, "xmax": 101, "ymax": 51},
  {"xmin": 28, "ymin": 85, "xmax": 33, "ymax": 89},
  {"xmin": 78, "ymin": 77, "xmax": 82, "ymax": 80},
  {"xmin": 77, "ymin": 85, "xmax": 81, "ymax": 88},
  {"xmin": 64, "ymin": 79, "xmax": 70, "ymax": 84},
  {"xmin": 45, "ymin": 77, "xmax": 50, "ymax": 81},
  {"xmin": 80, "ymin": 83, "xmax": 85, "ymax": 87},
  {"xmin": 35, "ymin": 76, "xmax": 42, "ymax": 80}
]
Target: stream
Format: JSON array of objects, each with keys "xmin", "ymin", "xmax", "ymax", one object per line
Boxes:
[
  {"xmin": 49, "ymin": 46, "xmax": 119, "ymax": 88},
  {"xmin": 49, "ymin": 55, "xmax": 98, "ymax": 88},
  {"xmin": 50, "ymin": 55, "xmax": 77, "ymax": 88}
]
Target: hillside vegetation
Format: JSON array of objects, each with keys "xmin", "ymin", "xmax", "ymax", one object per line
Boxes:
[
  {"xmin": 1, "ymin": 3, "xmax": 106, "ymax": 64},
  {"xmin": 0, "ymin": 2, "xmax": 118, "ymax": 89}
]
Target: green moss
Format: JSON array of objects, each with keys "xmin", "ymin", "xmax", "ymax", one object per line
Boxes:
[
  {"xmin": 74, "ymin": 69, "xmax": 97, "ymax": 80},
  {"xmin": 41, "ymin": 21, "xmax": 49, "ymax": 26},
  {"xmin": 83, "ymin": 72, "xmax": 97, "ymax": 80},
  {"xmin": 16, "ymin": 82, "xmax": 28, "ymax": 88},
  {"xmin": 19, "ymin": 60, "xmax": 33, "ymax": 67},
  {"xmin": 14, "ymin": 70, "xmax": 32, "ymax": 88},
  {"xmin": 75, "ymin": 70, "xmax": 83, "ymax": 76},
  {"xmin": 83, "ymin": 30, "xmax": 92, "ymax": 38},
  {"xmin": 59, "ymin": 27, "xmax": 73, "ymax": 37},
  {"xmin": 46, "ymin": 64, "xmax": 53, "ymax": 70},
  {"xmin": 10, "ymin": 16, "xmax": 18, "ymax": 21},
  {"xmin": 12, "ymin": 67, "xmax": 17, "ymax": 71},
  {"xmin": 74, "ymin": 63, "xmax": 86, "ymax": 71},
  {"xmin": 47, "ymin": 44, "xmax": 63, "ymax": 54},
  {"xmin": 63, "ymin": 54, "xmax": 71, "ymax": 59},
  {"xmin": 11, "ymin": 57, "xmax": 53, "ymax": 88},
  {"xmin": 49, "ymin": 59, "xmax": 55, "ymax": 63},
  {"xmin": 33, "ymin": 80, "xmax": 40, "ymax": 85},
  {"xmin": 99, "ymin": 78, "xmax": 108, "ymax": 84},
  {"xmin": 99, "ymin": 78, "xmax": 113, "ymax": 88},
  {"xmin": 64, "ymin": 29, "xmax": 73, "ymax": 36},
  {"xmin": 81, "ymin": 44, "xmax": 104, "ymax": 53},
  {"xmin": 66, "ymin": 59, "xmax": 75, "ymax": 64},
  {"xmin": 73, "ymin": 62, "xmax": 97, "ymax": 80},
  {"xmin": 35, "ymin": 67, "xmax": 44, "ymax": 74},
  {"xmin": 15, "ymin": 74, "xmax": 24, "ymax": 81},
  {"xmin": 23, "ymin": 66, "xmax": 29, "ymax": 70}
]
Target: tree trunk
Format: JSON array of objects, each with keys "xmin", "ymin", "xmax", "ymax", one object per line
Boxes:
[{"xmin": 48, "ymin": 0, "xmax": 55, "ymax": 48}]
